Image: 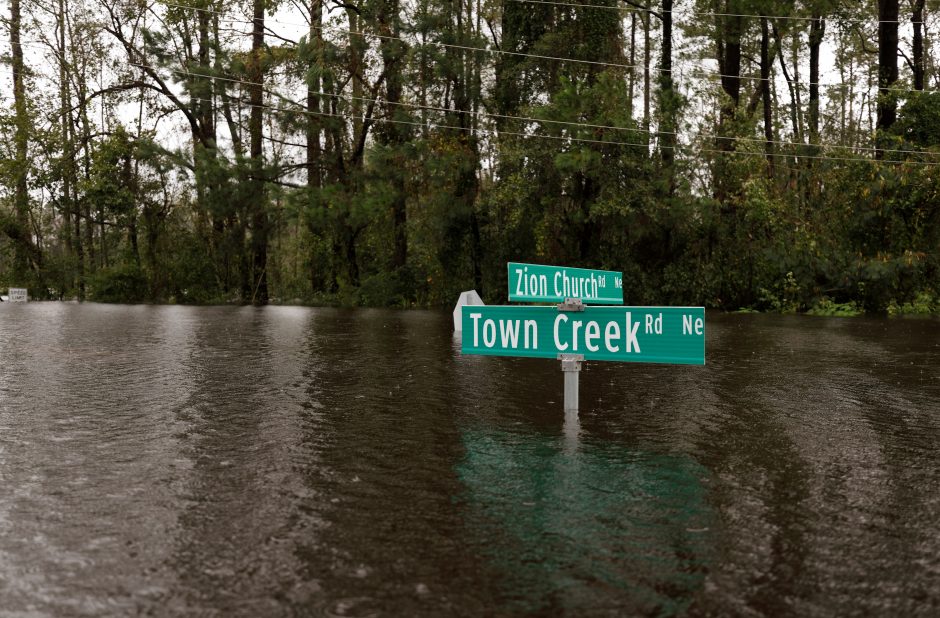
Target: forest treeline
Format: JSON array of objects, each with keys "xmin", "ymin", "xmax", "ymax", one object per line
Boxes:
[{"xmin": 0, "ymin": 0, "xmax": 938, "ymax": 313}]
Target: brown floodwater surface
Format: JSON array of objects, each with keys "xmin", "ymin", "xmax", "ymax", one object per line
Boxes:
[{"xmin": 0, "ymin": 303, "xmax": 938, "ymax": 616}]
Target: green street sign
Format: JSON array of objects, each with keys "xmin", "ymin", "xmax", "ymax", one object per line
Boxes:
[
  {"xmin": 461, "ymin": 305, "xmax": 704, "ymax": 365},
  {"xmin": 508, "ymin": 262, "xmax": 623, "ymax": 304}
]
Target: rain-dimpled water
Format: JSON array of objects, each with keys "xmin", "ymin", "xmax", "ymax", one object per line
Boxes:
[{"xmin": 0, "ymin": 303, "xmax": 938, "ymax": 616}]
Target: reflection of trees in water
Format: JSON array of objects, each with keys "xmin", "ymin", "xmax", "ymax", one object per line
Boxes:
[
  {"xmin": 688, "ymin": 315, "xmax": 940, "ymax": 615},
  {"xmin": 457, "ymin": 427, "xmax": 714, "ymax": 615},
  {"xmin": 692, "ymin": 316, "xmax": 816, "ymax": 614},
  {"xmin": 293, "ymin": 309, "xmax": 507, "ymax": 616},
  {"xmin": 743, "ymin": 316, "xmax": 940, "ymax": 615},
  {"xmin": 166, "ymin": 307, "xmax": 315, "ymax": 614}
]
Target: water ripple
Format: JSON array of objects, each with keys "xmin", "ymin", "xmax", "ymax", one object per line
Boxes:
[{"xmin": 0, "ymin": 305, "xmax": 937, "ymax": 615}]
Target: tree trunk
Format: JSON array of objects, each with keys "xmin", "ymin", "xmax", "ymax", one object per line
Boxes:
[
  {"xmin": 495, "ymin": 0, "xmax": 531, "ymax": 123},
  {"xmin": 715, "ymin": 2, "xmax": 743, "ymax": 202},
  {"xmin": 877, "ymin": 0, "xmax": 900, "ymax": 150},
  {"xmin": 10, "ymin": 0, "xmax": 31, "ymax": 282},
  {"xmin": 790, "ymin": 33, "xmax": 805, "ymax": 142},
  {"xmin": 197, "ymin": 10, "xmax": 214, "ymax": 146},
  {"xmin": 642, "ymin": 3, "xmax": 651, "ymax": 134},
  {"xmin": 629, "ymin": 13, "xmax": 636, "ymax": 115},
  {"xmin": 717, "ymin": 5, "xmax": 742, "ymax": 150},
  {"xmin": 248, "ymin": 0, "xmax": 268, "ymax": 303},
  {"xmin": 307, "ymin": 0, "xmax": 322, "ymax": 188},
  {"xmin": 447, "ymin": 0, "xmax": 481, "ymax": 291},
  {"xmin": 348, "ymin": 8, "xmax": 364, "ymax": 156},
  {"xmin": 193, "ymin": 9, "xmax": 226, "ymax": 294},
  {"xmin": 58, "ymin": 0, "xmax": 83, "ymax": 299},
  {"xmin": 659, "ymin": 0, "xmax": 675, "ymax": 178},
  {"xmin": 145, "ymin": 207, "xmax": 160, "ymax": 299},
  {"xmin": 761, "ymin": 17, "xmax": 774, "ymax": 177},
  {"xmin": 913, "ymin": 0, "xmax": 926, "ymax": 91},
  {"xmin": 774, "ymin": 25, "xmax": 800, "ymax": 145},
  {"xmin": 69, "ymin": 15, "xmax": 95, "ymax": 274},
  {"xmin": 306, "ymin": 0, "xmax": 325, "ymax": 293},
  {"xmin": 378, "ymin": 0, "xmax": 408, "ymax": 271},
  {"xmin": 808, "ymin": 15, "xmax": 824, "ymax": 146}
]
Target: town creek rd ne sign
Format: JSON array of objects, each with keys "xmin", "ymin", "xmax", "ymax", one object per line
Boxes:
[
  {"xmin": 461, "ymin": 306, "xmax": 705, "ymax": 364},
  {"xmin": 508, "ymin": 262, "xmax": 623, "ymax": 304}
]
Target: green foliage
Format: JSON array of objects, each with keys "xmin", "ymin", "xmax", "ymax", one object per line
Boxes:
[
  {"xmin": 80, "ymin": 128, "xmax": 137, "ymax": 225},
  {"xmin": 88, "ymin": 264, "xmax": 148, "ymax": 303},
  {"xmin": 887, "ymin": 291, "xmax": 939, "ymax": 316},
  {"xmin": 895, "ymin": 92, "xmax": 940, "ymax": 148},
  {"xmin": 807, "ymin": 297, "xmax": 863, "ymax": 317},
  {"xmin": 757, "ymin": 272, "xmax": 802, "ymax": 313},
  {"xmin": 357, "ymin": 269, "xmax": 414, "ymax": 307}
]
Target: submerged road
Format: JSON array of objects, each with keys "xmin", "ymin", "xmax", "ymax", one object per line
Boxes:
[{"xmin": 0, "ymin": 303, "xmax": 937, "ymax": 616}]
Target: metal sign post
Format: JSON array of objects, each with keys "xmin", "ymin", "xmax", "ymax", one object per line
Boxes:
[
  {"xmin": 559, "ymin": 353, "xmax": 583, "ymax": 413},
  {"xmin": 557, "ymin": 298, "xmax": 585, "ymax": 413}
]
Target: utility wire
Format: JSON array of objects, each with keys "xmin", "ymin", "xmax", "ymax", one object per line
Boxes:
[
  {"xmin": 21, "ymin": 63, "xmax": 931, "ymax": 171},
  {"xmin": 8, "ymin": 38, "xmax": 927, "ymax": 158},
  {"xmin": 159, "ymin": 1, "xmax": 644, "ymax": 71},
  {"xmin": 173, "ymin": 89, "xmax": 940, "ymax": 169},
  {"xmin": 17, "ymin": 37, "xmax": 894, "ymax": 96},
  {"xmin": 156, "ymin": 1, "xmax": 937, "ymax": 96},
  {"xmin": 128, "ymin": 61, "xmax": 940, "ymax": 161},
  {"xmin": 13, "ymin": 8, "xmax": 934, "ymax": 164},
  {"xmin": 510, "ymin": 0, "xmax": 907, "ymax": 25},
  {"xmin": 163, "ymin": 0, "xmax": 912, "ymax": 25}
]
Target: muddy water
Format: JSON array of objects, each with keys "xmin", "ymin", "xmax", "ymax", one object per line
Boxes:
[{"xmin": 0, "ymin": 303, "xmax": 937, "ymax": 616}]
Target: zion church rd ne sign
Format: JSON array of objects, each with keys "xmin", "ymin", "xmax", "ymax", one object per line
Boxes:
[
  {"xmin": 461, "ymin": 306, "xmax": 705, "ymax": 365},
  {"xmin": 508, "ymin": 262, "xmax": 623, "ymax": 304}
]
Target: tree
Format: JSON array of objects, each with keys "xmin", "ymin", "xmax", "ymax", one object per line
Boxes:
[
  {"xmin": 877, "ymin": 0, "xmax": 900, "ymax": 148},
  {"xmin": 659, "ymin": 0, "xmax": 677, "ymax": 179},
  {"xmin": 375, "ymin": 0, "xmax": 409, "ymax": 272},
  {"xmin": 911, "ymin": 0, "xmax": 926, "ymax": 91},
  {"xmin": 247, "ymin": 0, "xmax": 268, "ymax": 304},
  {"xmin": 714, "ymin": 0, "xmax": 745, "ymax": 204},
  {"xmin": 9, "ymin": 0, "xmax": 34, "ymax": 283}
]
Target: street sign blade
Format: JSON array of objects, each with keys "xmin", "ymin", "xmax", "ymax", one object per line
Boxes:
[
  {"xmin": 461, "ymin": 305, "xmax": 704, "ymax": 365},
  {"xmin": 507, "ymin": 262, "xmax": 623, "ymax": 304}
]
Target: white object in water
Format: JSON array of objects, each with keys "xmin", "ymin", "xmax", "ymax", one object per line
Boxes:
[
  {"xmin": 8, "ymin": 288, "xmax": 27, "ymax": 302},
  {"xmin": 452, "ymin": 290, "xmax": 484, "ymax": 331}
]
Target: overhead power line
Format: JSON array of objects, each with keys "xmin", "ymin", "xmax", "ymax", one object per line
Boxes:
[
  {"xmin": 158, "ymin": 2, "xmax": 645, "ymax": 70},
  {"xmin": 12, "ymin": 5, "xmax": 934, "ymax": 164},
  {"xmin": 162, "ymin": 0, "xmax": 911, "ymax": 26},
  {"xmin": 168, "ymin": 88, "xmax": 940, "ymax": 170},
  {"xmin": 155, "ymin": 1, "xmax": 936, "ymax": 96},
  {"xmin": 510, "ymin": 0, "xmax": 905, "ymax": 25},
  {"xmin": 126, "ymin": 61, "xmax": 940, "ymax": 165},
  {"xmin": 19, "ymin": 31, "xmax": 917, "ymax": 97}
]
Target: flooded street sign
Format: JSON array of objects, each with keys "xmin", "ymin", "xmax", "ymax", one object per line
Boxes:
[
  {"xmin": 8, "ymin": 288, "xmax": 27, "ymax": 302},
  {"xmin": 452, "ymin": 290, "xmax": 484, "ymax": 332},
  {"xmin": 508, "ymin": 262, "xmax": 623, "ymax": 304},
  {"xmin": 461, "ymin": 305, "xmax": 704, "ymax": 365},
  {"xmin": 462, "ymin": 263, "xmax": 702, "ymax": 413}
]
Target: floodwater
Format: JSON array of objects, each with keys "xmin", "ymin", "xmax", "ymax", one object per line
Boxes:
[{"xmin": 0, "ymin": 303, "xmax": 937, "ymax": 617}]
